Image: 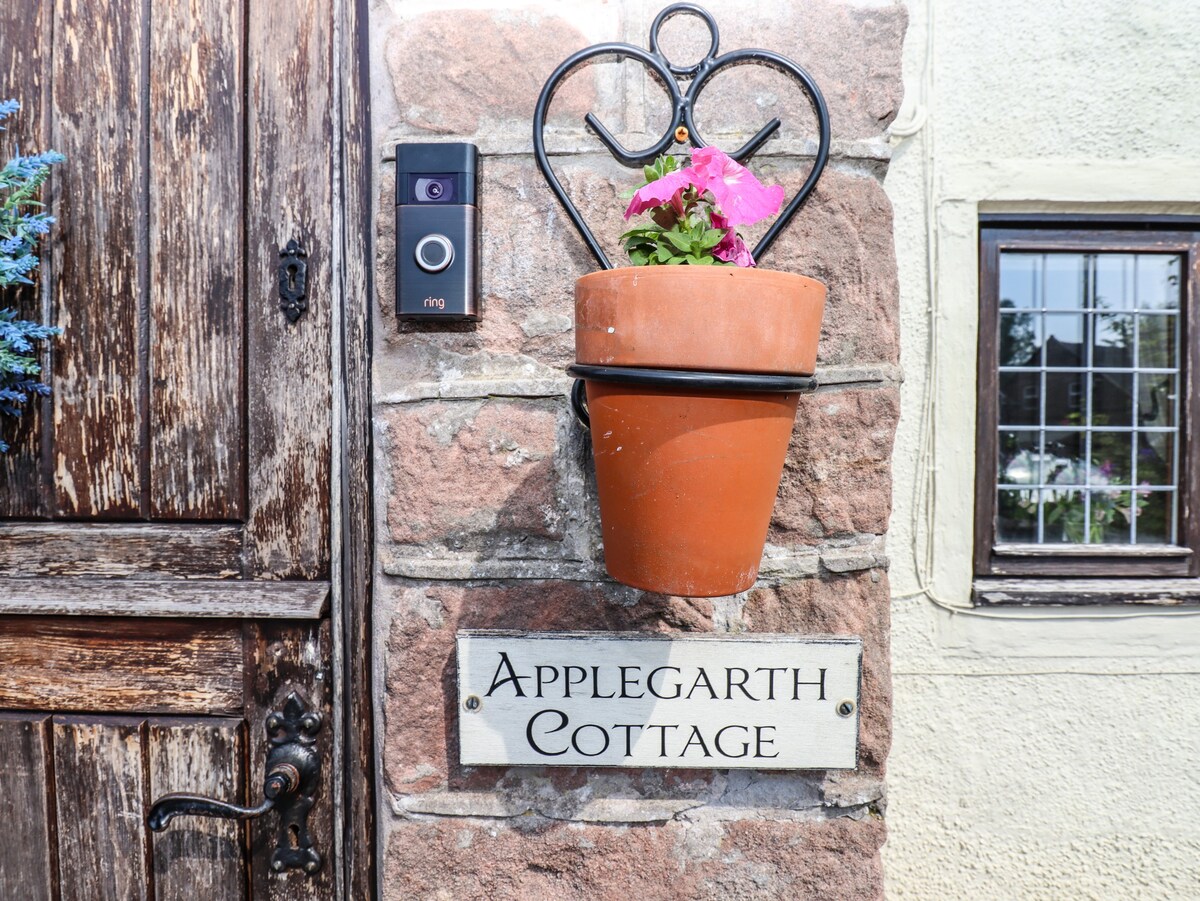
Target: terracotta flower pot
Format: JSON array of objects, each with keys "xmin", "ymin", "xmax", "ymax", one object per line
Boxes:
[{"xmin": 574, "ymin": 266, "xmax": 827, "ymax": 597}]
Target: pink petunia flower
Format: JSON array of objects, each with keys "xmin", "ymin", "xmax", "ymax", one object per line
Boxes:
[
  {"xmin": 710, "ymin": 212, "xmax": 755, "ymax": 268},
  {"xmin": 688, "ymin": 146, "xmax": 785, "ymax": 228},
  {"xmin": 624, "ymin": 168, "xmax": 696, "ymax": 220},
  {"xmin": 623, "ymin": 146, "xmax": 784, "ymax": 228}
]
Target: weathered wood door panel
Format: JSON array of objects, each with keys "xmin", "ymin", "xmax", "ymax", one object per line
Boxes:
[
  {"xmin": 148, "ymin": 0, "xmax": 247, "ymax": 521},
  {"xmin": 0, "ymin": 619, "xmax": 334, "ymax": 899},
  {"xmin": 147, "ymin": 719, "xmax": 248, "ymax": 901},
  {"xmin": 0, "ymin": 0, "xmax": 347, "ymax": 897},
  {"xmin": 0, "ymin": 714, "xmax": 55, "ymax": 901},
  {"xmin": 0, "ymin": 0, "xmax": 332, "ymax": 583},
  {"xmin": 0, "ymin": 615, "xmax": 244, "ymax": 713},
  {"xmin": 0, "ymin": 713, "xmax": 248, "ymax": 900},
  {"xmin": 244, "ymin": 0, "xmax": 334, "ymax": 582},
  {"xmin": 49, "ymin": 0, "xmax": 147, "ymax": 520}
]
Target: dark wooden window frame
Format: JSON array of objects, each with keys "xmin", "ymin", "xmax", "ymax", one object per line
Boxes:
[{"xmin": 975, "ymin": 218, "xmax": 1200, "ymax": 595}]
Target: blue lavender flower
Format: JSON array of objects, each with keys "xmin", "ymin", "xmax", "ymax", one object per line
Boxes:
[
  {"xmin": 25, "ymin": 214, "xmax": 53, "ymax": 235},
  {"xmin": 1, "ymin": 101, "xmax": 63, "ymax": 451}
]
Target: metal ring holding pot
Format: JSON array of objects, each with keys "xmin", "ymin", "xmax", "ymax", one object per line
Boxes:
[{"xmin": 567, "ymin": 365, "xmax": 818, "ymax": 429}]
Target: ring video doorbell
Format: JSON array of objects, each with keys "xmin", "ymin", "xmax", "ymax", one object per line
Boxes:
[{"xmin": 395, "ymin": 142, "xmax": 480, "ymax": 321}]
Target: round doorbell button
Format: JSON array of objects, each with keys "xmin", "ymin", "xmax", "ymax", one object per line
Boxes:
[{"xmin": 415, "ymin": 234, "xmax": 454, "ymax": 273}]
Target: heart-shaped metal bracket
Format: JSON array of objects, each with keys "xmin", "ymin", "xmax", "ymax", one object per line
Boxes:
[{"xmin": 532, "ymin": 2, "xmax": 831, "ymax": 270}]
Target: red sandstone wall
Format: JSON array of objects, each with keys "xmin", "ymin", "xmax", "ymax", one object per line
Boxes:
[{"xmin": 370, "ymin": 2, "xmax": 906, "ymax": 897}]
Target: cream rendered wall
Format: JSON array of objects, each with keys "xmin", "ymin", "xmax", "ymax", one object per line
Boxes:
[{"xmin": 884, "ymin": 1, "xmax": 1200, "ymax": 898}]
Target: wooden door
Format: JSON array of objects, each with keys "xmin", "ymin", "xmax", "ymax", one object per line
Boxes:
[{"xmin": 0, "ymin": 0, "xmax": 354, "ymax": 897}]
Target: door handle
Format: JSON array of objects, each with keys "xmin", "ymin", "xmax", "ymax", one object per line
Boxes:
[
  {"xmin": 146, "ymin": 758, "xmax": 302, "ymax": 827},
  {"xmin": 147, "ymin": 692, "xmax": 323, "ymax": 876}
]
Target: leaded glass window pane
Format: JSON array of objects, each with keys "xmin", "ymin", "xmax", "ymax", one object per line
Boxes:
[{"xmin": 995, "ymin": 251, "xmax": 1183, "ymax": 546}]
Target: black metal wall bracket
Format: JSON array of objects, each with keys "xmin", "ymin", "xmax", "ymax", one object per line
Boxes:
[
  {"xmin": 567, "ymin": 364, "xmax": 819, "ymax": 428},
  {"xmin": 147, "ymin": 692, "xmax": 324, "ymax": 877},
  {"xmin": 532, "ymin": 2, "xmax": 831, "ymax": 270}
]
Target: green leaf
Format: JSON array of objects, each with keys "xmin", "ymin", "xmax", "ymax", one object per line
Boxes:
[
  {"xmin": 619, "ymin": 227, "xmax": 661, "ymax": 243},
  {"xmin": 663, "ymin": 229, "xmax": 694, "ymax": 252},
  {"xmin": 655, "ymin": 244, "xmax": 675, "ymax": 264},
  {"xmin": 628, "ymin": 247, "xmax": 650, "ymax": 266},
  {"xmin": 699, "ymin": 228, "xmax": 725, "ymax": 249}
]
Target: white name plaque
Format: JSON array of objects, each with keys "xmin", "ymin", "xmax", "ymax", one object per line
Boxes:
[{"xmin": 456, "ymin": 631, "xmax": 861, "ymax": 770}]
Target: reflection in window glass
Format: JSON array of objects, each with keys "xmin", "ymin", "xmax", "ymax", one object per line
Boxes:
[
  {"xmin": 1135, "ymin": 492, "xmax": 1174, "ymax": 544},
  {"xmin": 997, "ymin": 489, "xmax": 1039, "ymax": 542},
  {"xmin": 1086, "ymin": 491, "xmax": 1138, "ymax": 543},
  {"xmin": 1092, "ymin": 373, "xmax": 1133, "ymax": 427},
  {"xmin": 1044, "ymin": 254, "xmax": 1085, "ymax": 309},
  {"xmin": 995, "ymin": 250, "xmax": 1183, "ymax": 545},
  {"xmin": 1137, "ymin": 314, "xmax": 1177, "ymax": 371},
  {"xmin": 1041, "ymin": 489, "xmax": 1085, "ymax": 542},
  {"xmin": 1137, "ymin": 432, "xmax": 1174, "ymax": 488},
  {"xmin": 1093, "ymin": 254, "xmax": 1134, "ymax": 310},
  {"xmin": 1138, "ymin": 374, "xmax": 1177, "ymax": 429},
  {"xmin": 1044, "ymin": 372, "xmax": 1084, "ymax": 425},
  {"xmin": 1043, "ymin": 314, "xmax": 1084, "ymax": 366},
  {"xmin": 999, "ymin": 372, "xmax": 1041, "ymax": 426},
  {"xmin": 1043, "ymin": 431, "xmax": 1085, "ymax": 485},
  {"xmin": 1092, "ymin": 314, "xmax": 1133, "ymax": 368},
  {"xmin": 1088, "ymin": 431, "xmax": 1132, "ymax": 484},
  {"xmin": 999, "ymin": 311, "xmax": 1041, "ymax": 366},
  {"xmin": 1136, "ymin": 255, "xmax": 1182, "ymax": 310},
  {"xmin": 998, "ymin": 254, "xmax": 1039, "ymax": 309},
  {"xmin": 998, "ymin": 430, "xmax": 1040, "ymax": 485}
]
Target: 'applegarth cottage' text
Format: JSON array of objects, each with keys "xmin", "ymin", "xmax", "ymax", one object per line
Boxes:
[{"xmin": 484, "ymin": 652, "xmax": 830, "ymax": 761}]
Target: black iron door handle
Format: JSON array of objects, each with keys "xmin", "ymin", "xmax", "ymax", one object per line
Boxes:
[
  {"xmin": 146, "ymin": 761, "xmax": 299, "ymax": 828},
  {"xmin": 146, "ymin": 692, "xmax": 323, "ymax": 876}
]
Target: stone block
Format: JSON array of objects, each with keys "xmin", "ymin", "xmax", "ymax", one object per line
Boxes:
[
  {"xmin": 381, "ymin": 398, "xmax": 566, "ymax": 554},
  {"xmin": 771, "ymin": 386, "xmax": 899, "ymax": 544},
  {"xmin": 383, "ymin": 8, "xmax": 613, "ymax": 140},
  {"xmin": 761, "ymin": 166, "xmax": 901, "ymax": 367},
  {"xmin": 382, "ymin": 816, "xmax": 885, "ymax": 900},
  {"xmin": 622, "ymin": 0, "xmax": 906, "ymax": 144},
  {"xmin": 381, "ymin": 579, "xmax": 714, "ymax": 794},
  {"xmin": 743, "ymin": 571, "xmax": 891, "ymax": 775}
]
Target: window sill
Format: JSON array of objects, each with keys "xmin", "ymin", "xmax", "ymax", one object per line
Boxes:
[
  {"xmin": 992, "ymin": 544, "xmax": 1192, "ymax": 559},
  {"xmin": 973, "ymin": 577, "xmax": 1200, "ymax": 607}
]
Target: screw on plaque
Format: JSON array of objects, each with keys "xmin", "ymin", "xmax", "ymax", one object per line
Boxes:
[
  {"xmin": 464, "ymin": 695, "xmax": 482, "ymax": 712},
  {"xmin": 837, "ymin": 700, "xmax": 856, "ymax": 718}
]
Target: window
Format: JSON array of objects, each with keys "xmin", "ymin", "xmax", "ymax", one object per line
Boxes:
[{"xmin": 975, "ymin": 219, "xmax": 1200, "ymax": 586}]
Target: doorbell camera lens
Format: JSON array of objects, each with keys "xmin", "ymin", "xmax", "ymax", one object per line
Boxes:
[{"xmin": 414, "ymin": 176, "xmax": 453, "ymax": 203}]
